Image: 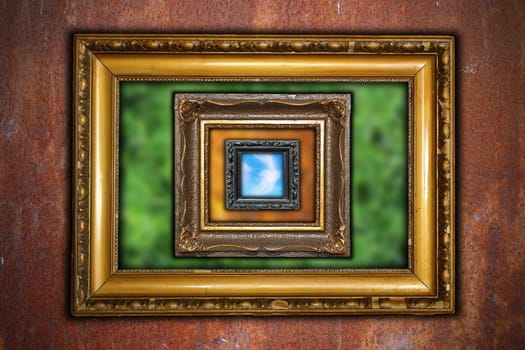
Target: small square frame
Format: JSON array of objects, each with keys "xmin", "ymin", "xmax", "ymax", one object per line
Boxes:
[{"xmin": 225, "ymin": 139, "xmax": 300, "ymax": 210}]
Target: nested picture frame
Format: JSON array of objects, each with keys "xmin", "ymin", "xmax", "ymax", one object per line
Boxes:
[
  {"xmin": 174, "ymin": 93, "xmax": 351, "ymax": 257},
  {"xmin": 224, "ymin": 139, "xmax": 300, "ymax": 211},
  {"xmin": 72, "ymin": 34, "xmax": 455, "ymax": 315}
]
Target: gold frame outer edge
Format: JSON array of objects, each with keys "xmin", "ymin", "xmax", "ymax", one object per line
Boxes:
[{"xmin": 72, "ymin": 34, "xmax": 455, "ymax": 315}]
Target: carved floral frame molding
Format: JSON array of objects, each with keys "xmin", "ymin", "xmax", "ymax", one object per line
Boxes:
[
  {"xmin": 72, "ymin": 34, "xmax": 454, "ymax": 315},
  {"xmin": 174, "ymin": 94, "xmax": 351, "ymax": 257}
]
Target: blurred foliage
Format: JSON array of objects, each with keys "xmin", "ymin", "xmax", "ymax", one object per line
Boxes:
[{"xmin": 119, "ymin": 82, "xmax": 407, "ymax": 269}]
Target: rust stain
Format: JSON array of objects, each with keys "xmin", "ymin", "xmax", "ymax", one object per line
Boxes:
[{"xmin": 0, "ymin": 0, "xmax": 524, "ymax": 349}]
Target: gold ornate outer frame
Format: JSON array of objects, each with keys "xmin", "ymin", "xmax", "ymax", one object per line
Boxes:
[
  {"xmin": 174, "ymin": 93, "xmax": 351, "ymax": 257},
  {"xmin": 72, "ymin": 34, "xmax": 455, "ymax": 315}
]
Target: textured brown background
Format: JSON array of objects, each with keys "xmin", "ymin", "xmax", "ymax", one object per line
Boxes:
[{"xmin": 1, "ymin": 0, "xmax": 524, "ymax": 349}]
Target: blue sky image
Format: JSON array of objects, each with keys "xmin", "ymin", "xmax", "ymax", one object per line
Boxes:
[{"xmin": 240, "ymin": 152, "xmax": 284, "ymax": 197}]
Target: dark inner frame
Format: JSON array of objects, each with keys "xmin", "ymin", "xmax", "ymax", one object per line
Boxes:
[{"xmin": 225, "ymin": 139, "xmax": 300, "ymax": 210}]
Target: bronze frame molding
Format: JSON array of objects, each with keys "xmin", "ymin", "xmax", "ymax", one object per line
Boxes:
[{"xmin": 174, "ymin": 93, "xmax": 350, "ymax": 257}]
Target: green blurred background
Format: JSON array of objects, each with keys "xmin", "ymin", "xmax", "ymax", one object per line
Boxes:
[{"xmin": 119, "ymin": 81, "xmax": 408, "ymax": 269}]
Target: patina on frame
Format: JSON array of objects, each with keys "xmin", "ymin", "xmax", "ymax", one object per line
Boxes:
[
  {"xmin": 72, "ymin": 34, "xmax": 455, "ymax": 315},
  {"xmin": 174, "ymin": 93, "xmax": 350, "ymax": 257}
]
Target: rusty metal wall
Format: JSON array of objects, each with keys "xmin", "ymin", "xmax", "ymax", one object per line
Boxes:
[{"xmin": 1, "ymin": 0, "xmax": 523, "ymax": 348}]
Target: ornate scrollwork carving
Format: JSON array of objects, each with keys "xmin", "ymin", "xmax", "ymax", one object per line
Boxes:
[
  {"xmin": 435, "ymin": 40, "xmax": 453, "ymax": 309},
  {"xmin": 82, "ymin": 296, "xmax": 376, "ymax": 314},
  {"xmin": 321, "ymin": 100, "xmax": 346, "ymax": 123},
  {"xmin": 74, "ymin": 39, "xmax": 93, "ymax": 308},
  {"xmin": 81, "ymin": 38, "xmax": 351, "ymax": 53},
  {"xmin": 80, "ymin": 37, "xmax": 454, "ymax": 57},
  {"xmin": 320, "ymin": 225, "xmax": 346, "ymax": 254},
  {"xmin": 178, "ymin": 100, "xmax": 202, "ymax": 123},
  {"xmin": 178, "ymin": 227, "xmax": 204, "ymax": 252}
]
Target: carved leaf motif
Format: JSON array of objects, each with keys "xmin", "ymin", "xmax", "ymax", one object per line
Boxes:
[
  {"xmin": 321, "ymin": 226, "xmax": 346, "ymax": 254},
  {"xmin": 179, "ymin": 100, "xmax": 202, "ymax": 123},
  {"xmin": 178, "ymin": 227, "xmax": 204, "ymax": 252}
]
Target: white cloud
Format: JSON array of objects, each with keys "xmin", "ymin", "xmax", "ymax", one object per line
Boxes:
[
  {"xmin": 256, "ymin": 168, "xmax": 281, "ymax": 195},
  {"xmin": 251, "ymin": 154, "xmax": 281, "ymax": 195},
  {"xmin": 241, "ymin": 161, "xmax": 252, "ymax": 181}
]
